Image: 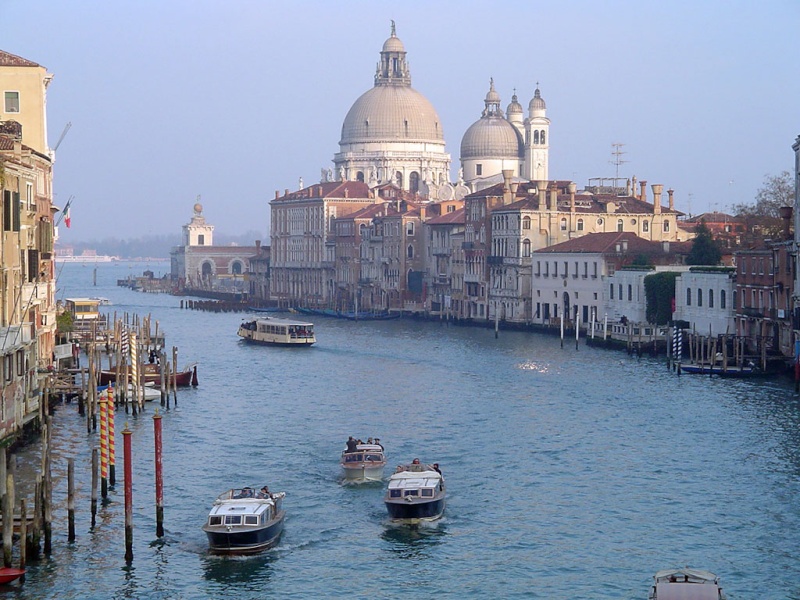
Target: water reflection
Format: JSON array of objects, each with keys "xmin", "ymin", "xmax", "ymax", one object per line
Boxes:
[
  {"xmin": 380, "ymin": 522, "xmax": 446, "ymax": 559},
  {"xmin": 201, "ymin": 553, "xmax": 276, "ymax": 586}
]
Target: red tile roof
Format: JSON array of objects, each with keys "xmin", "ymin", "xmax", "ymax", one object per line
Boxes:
[
  {"xmin": 426, "ymin": 207, "xmax": 466, "ymax": 225},
  {"xmin": 535, "ymin": 231, "xmax": 690, "ymax": 255},
  {"xmin": 274, "ymin": 181, "xmax": 372, "ymax": 202},
  {"xmin": 0, "ymin": 50, "xmax": 41, "ymax": 67}
]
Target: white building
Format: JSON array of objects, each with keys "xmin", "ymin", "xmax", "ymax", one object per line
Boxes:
[{"xmin": 674, "ymin": 268, "xmax": 736, "ymax": 336}]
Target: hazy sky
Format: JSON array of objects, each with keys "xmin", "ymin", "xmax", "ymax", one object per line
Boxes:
[{"xmin": 3, "ymin": 1, "xmax": 799, "ymax": 243}]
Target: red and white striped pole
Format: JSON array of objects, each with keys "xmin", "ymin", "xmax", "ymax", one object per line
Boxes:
[
  {"xmin": 99, "ymin": 394, "xmax": 108, "ymax": 499},
  {"xmin": 108, "ymin": 387, "xmax": 116, "ymax": 487}
]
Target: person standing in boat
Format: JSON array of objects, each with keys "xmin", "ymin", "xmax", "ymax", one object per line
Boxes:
[
  {"xmin": 345, "ymin": 437, "xmax": 358, "ymax": 453},
  {"xmin": 374, "ymin": 438, "xmax": 383, "ymax": 450}
]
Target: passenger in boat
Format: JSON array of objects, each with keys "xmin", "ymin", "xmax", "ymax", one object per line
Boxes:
[
  {"xmin": 346, "ymin": 437, "xmax": 358, "ymax": 453},
  {"xmin": 236, "ymin": 487, "xmax": 254, "ymax": 499},
  {"xmin": 433, "ymin": 463, "xmax": 442, "ymax": 476},
  {"xmin": 259, "ymin": 486, "xmax": 273, "ymax": 499},
  {"xmin": 412, "ymin": 458, "xmax": 420, "ymax": 465},
  {"xmin": 367, "ymin": 437, "xmax": 374, "ymax": 444},
  {"xmin": 375, "ymin": 438, "xmax": 383, "ymax": 450}
]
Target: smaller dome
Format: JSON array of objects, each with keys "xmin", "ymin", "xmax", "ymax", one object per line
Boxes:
[
  {"xmin": 507, "ymin": 92, "xmax": 523, "ymax": 115},
  {"xmin": 460, "ymin": 117, "xmax": 523, "ymax": 160},
  {"xmin": 485, "ymin": 79, "xmax": 501, "ymax": 104},
  {"xmin": 382, "ymin": 35, "xmax": 405, "ymax": 53},
  {"xmin": 529, "ymin": 87, "xmax": 546, "ymax": 112}
]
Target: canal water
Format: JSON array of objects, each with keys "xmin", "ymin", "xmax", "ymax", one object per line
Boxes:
[{"xmin": 6, "ymin": 261, "xmax": 800, "ymax": 598}]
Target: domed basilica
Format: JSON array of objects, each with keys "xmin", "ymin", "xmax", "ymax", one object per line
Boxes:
[{"xmin": 331, "ymin": 24, "xmax": 550, "ymax": 196}]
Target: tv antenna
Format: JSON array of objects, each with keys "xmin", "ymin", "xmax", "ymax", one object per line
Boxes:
[
  {"xmin": 53, "ymin": 121, "xmax": 72, "ymax": 152},
  {"xmin": 609, "ymin": 143, "xmax": 628, "ymax": 185}
]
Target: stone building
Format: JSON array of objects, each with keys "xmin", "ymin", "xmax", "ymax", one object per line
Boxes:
[
  {"xmin": 0, "ymin": 49, "xmax": 57, "ymax": 440},
  {"xmin": 170, "ymin": 203, "xmax": 258, "ymax": 294},
  {"xmin": 333, "ymin": 24, "xmax": 451, "ymax": 195}
]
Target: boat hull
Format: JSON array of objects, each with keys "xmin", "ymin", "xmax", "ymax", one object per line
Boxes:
[
  {"xmin": 203, "ymin": 511, "xmax": 285, "ymax": 554},
  {"xmin": 385, "ymin": 497, "xmax": 446, "ymax": 522},
  {"xmin": 98, "ymin": 366, "xmax": 196, "ymax": 387},
  {"xmin": 679, "ymin": 364, "xmax": 762, "ymax": 378},
  {"xmin": 342, "ymin": 463, "xmax": 385, "ymax": 481}
]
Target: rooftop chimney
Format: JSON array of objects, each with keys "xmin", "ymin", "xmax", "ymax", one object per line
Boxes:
[
  {"xmin": 255, "ymin": 239, "xmax": 261, "ymax": 249},
  {"xmin": 651, "ymin": 183, "xmax": 663, "ymax": 214},
  {"xmin": 275, "ymin": 190, "xmax": 279, "ymax": 199},
  {"xmin": 284, "ymin": 188, "xmax": 289, "ymax": 196},
  {"xmin": 667, "ymin": 188, "xmax": 675, "ymax": 211},
  {"xmin": 639, "ymin": 180, "xmax": 648, "ymax": 203},
  {"xmin": 568, "ymin": 182, "xmax": 577, "ymax": 213},
  {"xmin": 502, "ymin": 169, "xmax": 514, "ymax": 204},
  {"xmin": 779, "ymin": 205, "xmax": 793, "ymax": 240},
  {"xmin": 536, "ymin": 180, "xmax": 548, "ymax": 210},
  {"xmin": 548, "ymin": 184, "xmax": 557, "ymax": 211}
]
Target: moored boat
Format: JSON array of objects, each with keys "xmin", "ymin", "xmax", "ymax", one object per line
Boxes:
[
  {"xmin": 202, "ymin": 487, "xmax": 286, "ymax": 554},
  {"xmin": 98, "ymin": 363, "xmax": 197, "ymax": 387},
  {"xmin": 238, "ymin": 317, "xmax": 315, "ymax": 346},
  {"xmin": 384, "ymin": 460, "xmax": 445, "ymax": 523},
  {"xmin": 0, "ymin": 567, "xmax": 25, "ymax": 584},
  {"xmin": 678, "ymin": 362, "xmax": 762, "ymax": 377},
  {"xmin": 341, "ymin": 442, "xmax": 386, "ymax": 482},
  {"xmin": 648, "ymin": 568, "xmax": 727, "ymax": 600}
]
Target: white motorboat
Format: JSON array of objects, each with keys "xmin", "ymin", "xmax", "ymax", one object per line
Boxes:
[
  {"xmin": 202, "ymin": 487, "xmax": 286, "ymax": 554},
  {"xmin": 384, "ymin": 461, "xmax": 445, "ymax": 523},
  {"xmin": 648, "ymin": 568, "xmax": 727, "ymax": 600},
  {"xmin": 341, "ymin": 443, "xmax": 386, "ymax": 482}
]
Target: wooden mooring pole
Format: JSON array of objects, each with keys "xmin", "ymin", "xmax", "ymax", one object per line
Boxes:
[
  {"xmin": 154, "ymin": 412, "xmax": 164, "ymax": 537},
  {"xmin": 91, "ymin": 448, "xmax": 98, "ymax": 528},
  {"xmin": 68, "ymin": 458, "xmax": 75, "ymax": 542},
  {"xmin": 123, "ymin": 425, "xmax": 133, "ymax": 562}
]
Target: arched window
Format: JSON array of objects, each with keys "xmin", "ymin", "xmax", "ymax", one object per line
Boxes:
[
  {"xmin": 406, "ymin": 222, "xmax": 415, "ymax": 236},
  {"xmin": 560, "ymin": 218, "xmax": 567, "ymax": 231},
  {"xmin": 610, "ymin": 284, "xmax": 615, "ymax": 299},
  {"xmin": 627, "ymin": 284, "xmax": 632, "ymax": 301},
  {"xmin": 356, "ymin": 171, "xmax": 364, "ymax": 182},
  {"xmin": 720, "ymin": 289, "xmax": 727, "ymax": 309},
  {"xmin": 732, "ymin": 290, "xmax": 737, "ymax": 309},
  {"xmin": 522, "ymin": 216, "xmax": 531, "ymax": 230},
  {"xmin": 395, "ymin": 171, "xmax": 403, "ymax": 188},
  {"xmin": 522, "ymin": 239, "xmax": 531, "ymax": 257},
  {"xmin": 687, "ymin": 288, "xmax": 692, "ymax": 306},
  {"xmin": 409, "ymin": 171, "xmax": 420, "ymax": 193},
  {"xmin": 534, "ymin": 130, "xmax": 539, "ymax": 144},
  {"xmin": 540, "ymin": 130, "xmax": 546, "ymax": 144},
  {"xmin": 407, "ymin": 244, "xmax": 414, "ymax": 259},
  {"xmin": 709, "ymin": 289, "xmax": 714, "ymax": 308},
  {"xmin": 617, "ymin": 219, "xmax": 624, "ymax": 232},
  {"xmin": 642, "ymin": 220, "xmax": 649, "ymax": 232},
  {"xmin": 698, "ymin": 288, "xmax": 703, "ymax": 307},
  {"xmin": 202, "ymin": 262, "xmax": 213, "ymax": 276},
  {"xmin": 577, "ymin": 218, "xmax": 584, "ymax": 231},
  {"xmin": 231, "ymin": 261, "xmax": 243, "ymax": 275},
  {"xmin": 663, "ymin": 220, "xmax": 670, "ymax": 232}
]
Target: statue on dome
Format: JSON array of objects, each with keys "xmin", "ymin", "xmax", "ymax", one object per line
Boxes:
[
  {"xmin": 458, "ymin": 167, "xmax": 464, "ymax": 184},
  {"xmin": 339, "ymin": 167, "xmax": 346, "ymax": 181}
]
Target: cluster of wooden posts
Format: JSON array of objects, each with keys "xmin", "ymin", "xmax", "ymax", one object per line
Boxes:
[{"xmin": 667, "ymin": 328, "xmax": 766, "ymax": 374}]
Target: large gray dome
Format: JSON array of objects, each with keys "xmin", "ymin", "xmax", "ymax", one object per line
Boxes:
[
  {"xmin": 340, "ymin": 85, "xmax": 444, "ymax": 144},
  {"xmin": 460, "ymin": 116, "xmax": 523, "ymax": 159}
]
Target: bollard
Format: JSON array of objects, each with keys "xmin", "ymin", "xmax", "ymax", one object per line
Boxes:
[
  {"xmin": 123, "ymin": 425, "xmax": 133, "ymax": 562},
  {"xmin": 154, "ymin": 412, "xmax": 164, "ymax": 537}
]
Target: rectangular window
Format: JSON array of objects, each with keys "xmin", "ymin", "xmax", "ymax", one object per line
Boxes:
[
  {"xmin": 610, "ymin": 284, "xmax": 614, "ymax": 300},
  {"xmin": 476, "ymin": 164, "xmax": 482, "ymax": 176},
  {"xmin": 4, "ymin": 91, "xmax": 20, "ymax": 113}
]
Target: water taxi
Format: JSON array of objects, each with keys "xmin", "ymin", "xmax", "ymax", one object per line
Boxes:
[
  {"xmin": 384, "ymin": 460, "xmax": 445, "ymax": 523},
  {"xmin": 648, "ymin": 568, "xmax": 727, "ymax": 600},
  {"xmin": 203, "ymin": 487, "xmax": 285, "ymax": 554},
  {"xmin": 238, "ymin": 317, "xmax": 315, "ymax": 346},
  {"xmin": 341, "ymin": 443, "xmax": 386, "ymax": 482}
]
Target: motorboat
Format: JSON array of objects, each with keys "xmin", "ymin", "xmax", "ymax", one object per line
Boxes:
[
  {"xmin": 384, "ymin": 461, "xmax": 445, "ymax": 523},
  {"xmin": 648, "ymin": 568, "xmax": 727, "ymax": 600},
  {"xmin": 341, "ymin": 443, "xmax": 386, "ymax": 482},
  {"xmin": 98, "ymin": 363, "xmax": 197, "ymax": 387},
  {"xmin": 0, "ymin": 567, "xmax": 24, "ymax": 584},
  {"xmin": 202, "ymin": 487, "xmax": 285, "ymax": 554},
  {"xmin": 238, "ymin": 317, "xmax": 315, "ymax": 346}
]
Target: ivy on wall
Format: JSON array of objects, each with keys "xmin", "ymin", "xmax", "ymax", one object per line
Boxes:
[{"xmin": 644, "ymin": 271, "xmax": 679, "ymax": 325}]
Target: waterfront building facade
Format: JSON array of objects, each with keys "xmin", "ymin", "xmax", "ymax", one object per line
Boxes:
[
  {"xmin": 424, "ymin": 207, "xmax": 465, "ymax": 317},
  {"xmin": 0, "ymin": 50, "xmax": 57, "ymax": 440},
  {"xmin": 675, "ymin": 268, "xmax": 736, "ymax": 336},
  {"xmin": 270, "ymin": 181, "xmax": 377, "ymax": 307},
  {"xmin": 170, "ymin": 203, "xmax": 258, "ymax": 294}
]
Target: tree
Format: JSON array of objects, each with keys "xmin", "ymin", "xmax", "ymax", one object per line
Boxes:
[
  {"xmin": 686, "ymin": 221, "xmax": 722, "ymax": 265},
  {"xmin": 644, "ymin": 271, "xmax": 680, "ymax": 325},
  {"xmin": 731, "ymin": 171, "xmax": 794, "ymax": 240}
]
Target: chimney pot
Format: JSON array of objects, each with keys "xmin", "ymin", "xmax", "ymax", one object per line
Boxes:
[{"xmin": 639, "ymin": 180, "xmax": 648, "ymax": 203}]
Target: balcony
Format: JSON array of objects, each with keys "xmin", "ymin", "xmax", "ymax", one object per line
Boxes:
[
  {"xmin": 358, "ymin": 278, "xmax": 374, "ymax": 286},
  {"xmin": 740, "ymin": 307, "xmax": 764, "ymax": 318},
  {"xmin": 487, "ymin": 256, "xmax": 503, "ymax": 265},
  {"xmin": 432, "ymin": 246, "xmax": 451, "ymax": 256},
  {"xmin": 436, "ymin": 275, "xmax": 451, "ymax": 285},
  {"xmin": 462, "ymin": 242, "xmax": 475, "ymax": 250}
]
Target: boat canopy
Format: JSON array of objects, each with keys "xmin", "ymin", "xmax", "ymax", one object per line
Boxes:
[
  {"xmin": 654, "ymin": 582, "xmax": 721, "ymax": 600},
  {"xmin": 654, "ymin": 569, "xmax": 720, "ymax": 584},
  {"xmin": 355, "ymin": 444, "xmax": 383, "ymax": 452}
]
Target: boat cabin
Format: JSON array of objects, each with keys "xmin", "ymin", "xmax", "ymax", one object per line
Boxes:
[
  {"xmin": 387, "ymin": 468, "xmax": 442, "ymax": 500},
  {"xmin": 206, "ymin": 488, "xmax": 280, "ymax": 528},
  {"xmin": 238, "ymin": 317, "xmax": 315, "ymax": 345},
  {"xmin": 342, "ymin": 443, "xmax": 384, "ymax": 463},
  {"xmin": 64, "ymin": 298, "xmax": 108, "ymax": 341}
]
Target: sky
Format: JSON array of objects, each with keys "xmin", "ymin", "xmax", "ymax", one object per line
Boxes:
[{"xmin": 2, "ymin": 0, "xmax": 799, "ymax": 243}]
